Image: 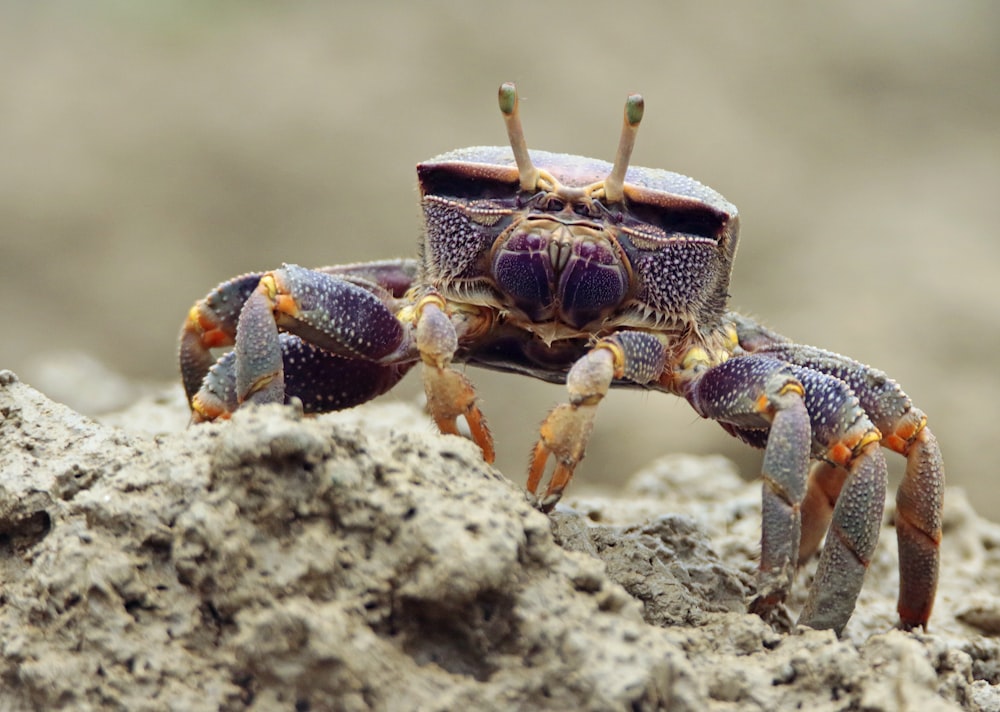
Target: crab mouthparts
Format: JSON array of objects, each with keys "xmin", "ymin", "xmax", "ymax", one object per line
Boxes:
[{"xmin": 491, "ymin": 222, "xmax": 628, "ymax": 329}]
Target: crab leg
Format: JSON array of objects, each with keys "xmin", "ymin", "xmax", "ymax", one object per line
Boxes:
[
  {"xmin": 183, "ymin": 263, "xmax": 412, "ymax": 420},
  {"xmin": 689, "ymin": 359, "xmax": 814, "ymax": 618},
  {"xmin": 797, "ymin": 461, "xmax": 845, "ymax": 564},
  {"xmin": 739, "ymin": 335, "xmax": 944, "ymax": 630},
  {"xmin": 414, "ymin": 295, "xmax": 495, "ymax": 462},
  {"xmin": 798, "ymin": 439, "xmax": 887, "ymax": 632},
  {"xmin": 529, "ymin": 331, "xmax": 667, "ymax": 511},
  {"xmin": 180, "ymin": 272, "xmax": 264, "ymax": 403},
  {"xmin": 180, "ymin": 260, "xmax": 417, "ymax": 407},
  {"xmin": 688, "ymin": 354, "xmax": 887, "ymax": 634},
  {"xmin": 191, "ymin": 333, "xmax": 414, "ymax": 421},
  {"xmin": 316, "ymin": 259, "xmax": 419, "ymax": 299},
  {"xmin": 888, "ymin": 422, "xmax": 943, "ymax": 629},
  {"xmin": 749, "ymin": 378, "xmax": 812, "ymax": 615}
]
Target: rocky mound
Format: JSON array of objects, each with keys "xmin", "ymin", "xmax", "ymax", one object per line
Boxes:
[{"xmin": 1, "ymin": 370, "xmax": 998, "ymax": 710}]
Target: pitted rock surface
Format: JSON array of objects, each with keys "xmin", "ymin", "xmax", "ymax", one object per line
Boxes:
[{"xmin": 0, "ymin": 372, "xmax": 998, "ymax": 711}]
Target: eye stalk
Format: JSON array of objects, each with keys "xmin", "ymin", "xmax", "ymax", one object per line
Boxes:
[
  {"xmin": 603, "ymin": 94, "xmax": 644, "ymax": 204},
  {"xmin": 498, "ymin": 82, "xmax": 644, "ymax": 205},
  {"xmin": 498, "ymin": 82, "xmax": 542, "ymax": 193}
]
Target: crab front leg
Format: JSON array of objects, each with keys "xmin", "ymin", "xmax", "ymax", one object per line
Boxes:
[
  {"xmin": 687, "ymin": 354, "xmax": 887, "ymax": 634},
  {"xmin": 411, "ymin": 295, "xmax": 495, "ymax": 462},
  {"xmin": 190, "ymin": 333, "xmax": 414, "ymax": 420},
  {"xmin": 180, "ymin": 259, "xmax": 418, "ymax": 408},
  {"xmin": 182, "ymin": 263, "xmax": 414, "ymax": 420},
  {"xmin": 180, "ymin": 271, "xmax": 264, "ymax": 404},
  {"xmin": 529, "ymin": 331, "xmax": 668, "ymax": 511}
]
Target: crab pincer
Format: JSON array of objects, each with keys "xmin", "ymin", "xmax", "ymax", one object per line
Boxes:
[
  {"xmin": 529, "ymin": 332, "xmax": 667, "ymax": 510},
  {"xmin": 414, "ymin": 295, "xmax": 495, "ymax": 463}
]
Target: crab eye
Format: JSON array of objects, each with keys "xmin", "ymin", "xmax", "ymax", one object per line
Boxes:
[
  {"xmin": 520, "ymin": 191, "xmax": 548, "ymax": 210},
  {"xmin": 418, "ymin": 164, "xmax": 521, "ymax": 201},
  {"xmin": 592, "ymin": 201, "xmax": 620, "ymax": 223},
  {"xmin": 543, "ymin": 197, "xmax": 565, "ymax": 212},
  {"xmin": 618, "ymin": 202, "xmax": 730, "ymax": 250}
]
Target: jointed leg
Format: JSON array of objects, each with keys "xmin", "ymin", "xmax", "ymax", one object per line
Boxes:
[
  {"xmin": 529, "ymin": 331, "xmax": 667, "ymax": 510},
  {"xmin": 414, "ymin": 295, "xmax": 494, "ymax": 462},
  {"xmin": 528, "ymin": 346, "xmax": 614, "ymax": 510},
  {"xmin": 689, "ymin": 354, "xmax": 887, "ymax": 633},
  {"xmin": 798, "ymin": 461, "xmax": 847, "ymax": 564},
  {"xmin": 887, "ymin": 416, "xmax": 943, "ymax": 629},
  {"xmin": 798, "ymin": 439, "xmax": 887, "ymax": 633},
  {"xmin": 749, "ymin": 340, "xmax": 944, "ymax": 630},
  {"xmin": 182, "ymin": 263, "xmax": 411, "ymax": 421},
  {"xmin": 748, "ymin": 377, "xmax": 811, "ymax": 619}
]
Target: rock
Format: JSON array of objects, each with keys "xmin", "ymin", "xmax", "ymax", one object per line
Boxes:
[{"xmin": 1, "ymin": 373, "xmax": 998, "ymax": 710}]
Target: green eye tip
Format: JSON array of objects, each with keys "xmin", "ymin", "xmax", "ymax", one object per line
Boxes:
[
  {"xmin": 498, "ymin": 82, "xmax": 518, "ymax": 116},
  {"xmin": 625, "ymin": 94, "xmax": 644, "ymax": 127}
]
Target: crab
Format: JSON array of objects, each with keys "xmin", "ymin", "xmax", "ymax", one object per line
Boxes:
[{"xmin": 179, "ymin": 82, "xmax": 943, "ymax": 635}]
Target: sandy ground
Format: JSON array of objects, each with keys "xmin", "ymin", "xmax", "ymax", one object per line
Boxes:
[
  {"xmin": 2, "ymin": 369, "xmax": 1000, "ymax": 710},
  {"xmin": 2, "ymin": 3, "xmax": 999, "ymax": 518}
]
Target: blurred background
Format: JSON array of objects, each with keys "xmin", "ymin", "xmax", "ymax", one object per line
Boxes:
[{"xmin": 2, "ymin": 2, "xmax": 998, "ymax": 515}]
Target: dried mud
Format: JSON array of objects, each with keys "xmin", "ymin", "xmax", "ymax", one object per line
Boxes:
[{"xmin": 2, "ymin": 370, "xmax": 999, "ymax": 711}]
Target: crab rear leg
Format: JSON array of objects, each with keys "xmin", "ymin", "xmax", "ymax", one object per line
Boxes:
[
  {"xmin": 795, "ymin": 422, "xmax": 942, "ymax": 630},
  {"xmin": 797, "ymin": 461, "xmax": 845, "ymax": 565},
  {"xmin": 730, "ymin": 317, "xmax": 944, "ymax": 629},
  {"xmin": 529, "ymin": 331, "xmax": 667, "ymax": 511},
  {"xmin": 689, "ymin": 355, "xmax": 888, "ymax": 634},
  {"xmin": 746, "ymin": 337, "xmax": 944, "ymax": 629},
  {"xmin": 886, "ymin": 418, "xmax": 943, "ymax": 629},
  {"xmin": 798, "ymin": 438, "xmax": 887, "ymax": 632}
]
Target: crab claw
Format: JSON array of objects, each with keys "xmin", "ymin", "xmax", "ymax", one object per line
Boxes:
[
  {"xmin": 415, "ymin": 296, "xmax": 495, "ymax": 463},
  {"xmin": 528, "ymin": 401, "xmax": 599, "ymax": 511},
  {"xmin": 527, "ymin": 334, "xmax": 670, "ymax": 512},
  {"xmin": 423, "ymin": 366, "xmax": 495, "ymax": 463},
  {"xmin": 528, "ymin": 347, "xmax": 615, "ymax": 511}
]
